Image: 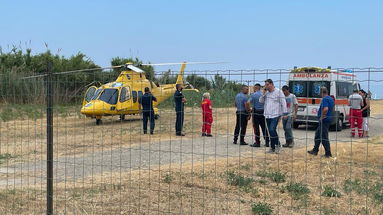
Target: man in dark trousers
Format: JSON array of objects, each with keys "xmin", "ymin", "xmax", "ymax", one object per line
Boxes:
[
  {"xmin": 174, "ymin": 84, "xmax": 187, "ymax": 136},
  {"xmin": 247, "ymin": 83, "xmax": 269, "ymax": 147},
  {"xmin": 139, "ymin": 87, "xmax": 157, "ymax": 134},
  {"xmin": 308, "ymin": 87, "xmax": 334, "ymax": 158},
  {"xmin": 233, "ymin": 85, "xmax": 250, "ymax": 145}
]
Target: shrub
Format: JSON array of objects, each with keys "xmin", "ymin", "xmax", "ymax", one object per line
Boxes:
[
  {"xmin": 163, "ymin": 173, "xmax": 173, "ymax": 184},
  {"xmin": 255, "ymin": 170, "xmax": 286, "ymax": 183},
  {"xmin": 226, "ymin": 171, "xmax": 254, "ymax": 188},
  {"xmin": 269, "ymin": 171, "xmax": 286, "ymax": 183},
  {"xmin": 322, "ymin": 185, "xmax": 341, "ymax": 197},
  {"xmin": 284, "ymin": 182, "xmax": 310, "ymax": 200},
  {"xmin": 251, "ymin": 202, "xmax": 272, "ymax": 215}
]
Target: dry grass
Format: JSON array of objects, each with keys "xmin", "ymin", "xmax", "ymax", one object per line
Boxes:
[
  {"xmin": 370, "ymin": 100, "xmax": 383, "ymax": 115},
  {"xmin": 1, "ymin": 140, "xmax": 382, "ymax": 214},
  {"xmin": 0, "ymin": 107, "xmax": 236, "ymax": 165},
  {"xmin": 2, "ymin": 100, "xmax": 380, "ymax": 165},
  {"xmin": 0, "ymin": 102, "xmax": 382, "ymax": 214}
]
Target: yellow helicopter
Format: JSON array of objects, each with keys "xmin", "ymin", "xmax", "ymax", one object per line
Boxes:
[{"xmin": 80, "ymin": 62, "xmax": 199, "ymax": 125}]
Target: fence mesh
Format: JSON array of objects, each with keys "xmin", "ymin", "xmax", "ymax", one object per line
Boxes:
[{"xmin": 0, "ymin": 67, "xmax": 382, "ymax": 214}]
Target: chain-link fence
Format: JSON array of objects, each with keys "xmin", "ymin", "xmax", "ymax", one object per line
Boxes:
[{"xmin": 0, "ymin": 66, "xmax": 382, "ymax": 214}]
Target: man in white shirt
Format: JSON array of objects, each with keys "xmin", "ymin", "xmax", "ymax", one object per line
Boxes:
[
  {"xmin": 348, "ymin": 89, "xmax": 364, "ymax": 137},
  {"xmin": 259, "ymin": 79, "xmax": 288, "ymax": 153}
]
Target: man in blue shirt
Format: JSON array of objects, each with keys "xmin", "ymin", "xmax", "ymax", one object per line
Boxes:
[
  {"xmin": 174, "ymin": 84, "xmax": 187, "ymax": 136},
  {"xmin": 233, "ymin": 85, "xmax": 250, "ymax": 145},
  {"xmin": 247, "ymin": 83, "xmax": 269, "ymax": 147},
  {"xmin": 308, "ymin": 87, "xmax": 334, "ymax": 158},
  {"xmin": 139, "ymin": 87, "xmax": 157, "ymax": 134}
]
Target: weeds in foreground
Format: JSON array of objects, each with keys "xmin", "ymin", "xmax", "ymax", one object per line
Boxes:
[
  {"xmin": 226, "ymin": 171, "xmax": 254, "ymax": 188},
  {"xmin": 283, "ymin": 182, "xmax": 310, "ymax": 200},
  {"xmin": 0, "ymin": 153, "xmax": 16, "ymax": 164},
  {"xmin": 255, "ymin": 170, "xmax": 286, "ymax": 183},
  {"xmin": 163, "ymin": 173, "xmax": 173, "ymax": 184},
  {"xmin": 322, "ymin": 185, "xmax": 342, "ymax": 197},
  {"xmin": 251, "ymin": 202, "xmax": 273, "ymax": 215}
]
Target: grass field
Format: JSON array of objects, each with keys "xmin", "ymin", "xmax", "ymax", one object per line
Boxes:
[
  {"xmin": 0, "ymin": 104, "xmax": 238, "ymax": 165},
  {"xmin": 0, "ymin": 140, "xmax": 382, "ymax": 214},
  {"xmin": 0, "ymin": 100, "xmax": 382, "ymax": 214}
]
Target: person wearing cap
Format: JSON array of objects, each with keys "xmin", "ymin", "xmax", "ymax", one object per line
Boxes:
[
  {"xmin": 247, "ymin": 83, "xmax": 269, "ymax": 147},
  {"xmin": 139, "ymin": 87, "xmax": 157, "ymax": 134},
  {"xmin": 348, "ymin": 89, "xmax": 364, "ymax": 137},
  {"xmin": 174, "ymin": 84, "xmax": 187, "ymax": 136},
  {"xmin": 201, "ymin": 92, "xmax": 213, "ymax": 137}
]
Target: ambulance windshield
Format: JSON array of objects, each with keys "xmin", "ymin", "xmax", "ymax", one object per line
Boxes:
[{"xmin": 289, "ymin": 81, "xmax": 330, "ymax": 98}]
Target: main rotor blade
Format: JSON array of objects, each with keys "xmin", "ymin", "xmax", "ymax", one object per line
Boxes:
[
  {"xmin": 127, "ymin": 65, "xmax": 144, "ymax": 73},
  {"xmin": 141, "ymin": 61, "xmax": 228, "ymax": 66},
  {"xmin": 20, "ymin": 65, "xmax": 124, "ymax": 80}
]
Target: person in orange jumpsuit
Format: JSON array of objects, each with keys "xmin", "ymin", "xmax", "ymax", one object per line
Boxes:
[{"xmin": 201, "ymin": 92, "xmax": 213, "ymax": 137}]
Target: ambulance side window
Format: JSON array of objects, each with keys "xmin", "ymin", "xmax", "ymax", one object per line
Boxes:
[{"xmin": 336, "ymin": 82, "xmax": 353, "ymax": 98}]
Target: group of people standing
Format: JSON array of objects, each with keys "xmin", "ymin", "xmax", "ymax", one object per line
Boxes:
[
  {"xmin": 138, "ymin": 84, "xmax": 186, "ymax": 136},
  {"xmin": 139, "ymin": 80, "xmax": 371, "ymax": 158},
  {"xmin": 233, "ymin": 79, "xmax": 298, "ymax": 153}
]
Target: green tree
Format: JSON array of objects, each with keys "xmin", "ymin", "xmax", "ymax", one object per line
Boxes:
[
  {"xmin": 0, "ymin": 48, "xmax": 101, "ymax": 104},
  {"xmin": 186, "ymin": 74, "xmax": 211, "ymax": 90},
  {"xmin": 157, "ymin": 69, "xmax": 177, "ymax": 84},
  {"xmin": 212, "ymin": 74, "xmax": 226, "ymax": 90}
]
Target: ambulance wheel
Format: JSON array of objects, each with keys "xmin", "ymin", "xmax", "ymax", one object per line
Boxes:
[
  {"xmin": 96, "ymin": 119, "xmax": 102, "ymax": 125},
  {"xmin": 331, "ymin": 118, "xmax": 343, "ymax": 131},
  {"xmin": 293, "ymin": 122, "xmax": 300, "ymax": 129},
  {"xmin": 154, "ymin": 114, "xmax": 160, "ymax": 120}
]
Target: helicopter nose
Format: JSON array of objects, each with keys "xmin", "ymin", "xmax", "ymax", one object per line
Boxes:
[{"xmin": 81, "ymin": 101, "xmax": 108, "ymax": 116}]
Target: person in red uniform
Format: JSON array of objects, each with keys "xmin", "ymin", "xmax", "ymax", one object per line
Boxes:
[{"xmin": 201, "ymin": 92, "xmax": 213, "ymax": 137}]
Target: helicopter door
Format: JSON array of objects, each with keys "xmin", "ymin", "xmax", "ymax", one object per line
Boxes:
[
  {"xmin": 130, "ymin": 90, "xmax": 141, "ymax": 111},
  {"xmin": 116, "ymin": 87, "xmax": 131, "ymax": 111},
  {"xmin": 82, "ymin": 86, "xmax": 97, "ymax": 106}
]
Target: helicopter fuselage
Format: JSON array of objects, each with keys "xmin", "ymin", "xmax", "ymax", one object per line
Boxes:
[{"xmin": 80, "ymin": 70, "xmax": 177, "ymax": 120}]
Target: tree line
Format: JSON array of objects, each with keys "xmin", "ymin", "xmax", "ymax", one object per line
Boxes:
[{"xmin": 0, "ymin": 48, "xmax": 241, "ymax": 106}]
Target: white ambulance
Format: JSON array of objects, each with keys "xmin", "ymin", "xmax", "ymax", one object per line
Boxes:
[{"xmin": 288, "ymin": 67, "xmax": 360, "ymax": 131}]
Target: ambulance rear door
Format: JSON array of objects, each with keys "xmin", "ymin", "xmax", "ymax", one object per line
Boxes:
[{"xmin": 289, "ymin": 80, "xmax": 331, "ymax": 125}]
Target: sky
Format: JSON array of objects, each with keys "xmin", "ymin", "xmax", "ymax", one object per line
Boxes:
[{"xmin": 1, "ymin": 0, "xmax": 382, "ymax": 97}]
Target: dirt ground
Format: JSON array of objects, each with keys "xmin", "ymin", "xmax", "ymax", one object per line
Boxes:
[{"xmin": 0, "ymin": 101, "xmax": 382, "ymax": 214}]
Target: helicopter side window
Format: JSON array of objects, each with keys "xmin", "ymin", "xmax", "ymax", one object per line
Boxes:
[
  {"xmin": 125, "ymin": 87, "xmax": 131, "ymax": 100},
  {"xmin": 120, "ymin": 87, "xmax": 131, "ymax": 102},
  {"xmin": 91, "ymin": 89, "xmax": 102, "ymax": 100},
  {"xmin": 120, "ymin": 87, "xmax": 126, "ymax": 102},
  {"xmin": 132, "ymin": 91, "xmax": 138, "ymax": 103},
  {"xmin": 99, "ymin": 89, "xmax": 118, "ymax": 105},
  {"xmin": 85, "ymin": 87, "xmax": 96, "ymax": 102}
]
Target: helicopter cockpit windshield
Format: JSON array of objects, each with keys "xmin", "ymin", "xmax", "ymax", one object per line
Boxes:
[
  {"xmin": 99, "ymin": 89, "xmax": 118, "ymax": 105},
  {"xmin": 91, "ymin": 89, "xmax": 102, "ymax": 100}
]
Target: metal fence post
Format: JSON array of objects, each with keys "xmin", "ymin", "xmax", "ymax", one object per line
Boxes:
[{"xmin": 46, "ymin": 62, "xmax": 54, "ymax": 215}]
